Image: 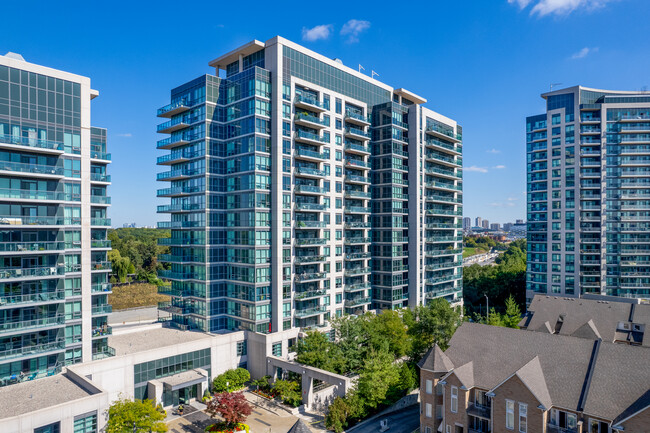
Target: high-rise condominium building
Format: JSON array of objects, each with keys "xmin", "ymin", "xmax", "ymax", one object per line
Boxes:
[
  {"xmin": 475, "ymin": 217, "xmax": 482, "ymax": 228},
  {"xmin": 490, "ymin": 223, "xmax": 500, "ymax": 230},
  {"xmin": 156, "ymin": 37, "xmax": 463, "ymax": 334},
  {"xmin": 527, "ymin": 86, "xmax": 650, "ymax": 303},
  {"xmin": 0, "ymin": 53, "xmax": 112, "ymax": 385},
  {"xmin": 462, "ymin": 217, "xmax": 471, "ymax": 230},
  {"xmin": 481, "ymin": 219, "xmax": 489, "ymax": 229}
]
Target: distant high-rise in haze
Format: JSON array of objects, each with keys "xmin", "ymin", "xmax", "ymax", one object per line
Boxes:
[
  {"xmin": 475, "ymin": 217, "xmax": 482, "ymax": 227},
  {"xmin": 463, "ymin": 217, "xmax": 471, "ymax": 230},
  {"xmin": 481, "ymin": 219, "xmax": 489, "ymax": 229}
]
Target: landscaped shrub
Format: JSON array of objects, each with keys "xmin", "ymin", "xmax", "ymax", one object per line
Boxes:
[{"xmin": 212, "ymin": 368, "xmax": 250, "ymax": 393}]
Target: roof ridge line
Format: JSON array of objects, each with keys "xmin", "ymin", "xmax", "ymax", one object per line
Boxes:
[{"xmin": 577, "ymin": 338, "xmax": 601, "ymax": 412}]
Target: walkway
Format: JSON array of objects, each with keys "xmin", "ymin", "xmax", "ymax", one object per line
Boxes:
[{"xmin": 346, "ymin": 405, "xmax": 420, "ymax": 433}]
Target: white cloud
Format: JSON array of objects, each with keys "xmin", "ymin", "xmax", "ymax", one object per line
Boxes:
[
  {"xmin": 486, "ymin": 148, "xmax": 501, "ymax": 154},
  {"xmin": 509, "ymin": 0, "xmax": 615, "ymax": 17},
  {"xmin": 340, "ymin": 19, "xmax": 371, "ymax": 43},
  {"xmin": 116, "ymin": 133, "xmax": 132, "ymax": 137},
  {"xmin": 571, "ymin": 46, "xmax": 598, "ymax": 59},
  {"xmin": 507, "ymin": 197, "xmax": 519, "ymax": 201},
  {"xmin": 302, "ymin": 25, "xmax": 332, "ymax": 42},
  {"xmin": 493, "ymin": 165, "xmax": 507, "ymax": 169},
  {"xmin": 464, "ymin": 166, "xmax": 489, "ymax": 173},
  {"xmin": 489, "ymin": 201, "xmax": 517, "ymax": 208}
]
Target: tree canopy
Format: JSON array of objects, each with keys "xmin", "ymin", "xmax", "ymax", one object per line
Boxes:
[
  {"xmin": 106, "ymin": 397, "xmax": 167, "ymax": 433},
  {"xmin": 108, "ymin": 228, "xmax": 170, "ymax": 284}
]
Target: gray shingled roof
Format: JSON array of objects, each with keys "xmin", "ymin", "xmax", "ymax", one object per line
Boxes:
[
  {"xmin": 437, "ymin": 322, "xmax": 650, "ymax": 422},
  {"xmin": 418, "ymin": 344, "xmax": 454, "ymax": 373},
  {"xmin": 523, "ymin": 295, "xmax": 650, "ymax": 346},
  {"xmin": 445, "ymin": 323, "xmax": 594, "ymax": 411},
  {"xmin": 287, "ymin": 419, "xmax": 312, "ymax": 433}
]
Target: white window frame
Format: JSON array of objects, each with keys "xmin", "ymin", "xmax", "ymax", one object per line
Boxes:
[
  {"xmin": 450, "ymin": 386, "xmax": 458, "ymax": 413},
  {"xmin": 425, "ymin": 403, "xmax": 432, "ymax": 418},
  {"xmin": 426, "ymin": 379, "xmax": 433, "ymax": 394},
  {"xmin": 519, "ymin": 403, "xmax": 527, "ymax": 433},
  {"xmin": 506, "ymin": 399, "xmax": 515, "ymax": 430},
  {"xmin": 446, "ymin": 425, "xmax": 451, "ymax": 433}
]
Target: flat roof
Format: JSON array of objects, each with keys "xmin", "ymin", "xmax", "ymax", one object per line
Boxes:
[
  {"xmin": 208, "ymin": 40, "xmax": 265, "ymax": 70},
  {"xmin": 108, "ymin": 325, "xmax": 213, "ymax": 355},
  {"xmin": 0, "ymin": 374, "xmax": 95, "ymax": 418},
  {"xmin": 162, "ymin": 369, "xmax": 207, "ymax": 391}
]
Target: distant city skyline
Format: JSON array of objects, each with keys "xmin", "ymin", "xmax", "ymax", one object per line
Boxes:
[{"xmin": 2, "ymin": 1, "xmax": 649, "ymax": 226}]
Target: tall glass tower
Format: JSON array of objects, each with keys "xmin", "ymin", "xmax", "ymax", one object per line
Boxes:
[
  {"xmin": 526, "ymin": 86, "xmax": 650, "ymax": 303},
  {"xmin": 156, "ymin": 37, "xmax": 463, "ymax": 334},
  {"xmin": 0, "ymin": 53, "xmax": 112, "ymax": 386}
]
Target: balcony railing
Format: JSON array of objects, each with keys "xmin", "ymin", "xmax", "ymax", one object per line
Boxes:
[
  {"xmin": 0, "ymin": 340, "xmax": 65, "ymax": 361},
  {"xmin": 295, "ymin": 130, "xmax": 329, "ymax": 144},
  {"xmin": 294, "ymin": 305, "xmax": 327, "ymax": 318},
  {"xmin": 0, "ymin": 160, "xmax": 64, "ymax": 177},
  {"xmin": 0, "ymin": 316, "xmax": 65, "ymax": 334},
  {"xmin": 295, "ymin": 220, "xmax": 328, "ymax": 228},
  {"xmin": 0, "ymin": 241, "xmax": 64, "ymax": 253},
  {"xmin": 0, "ymin": 134, "xmax": 64, "ymax": 152},
  {"xmin": 0, "ymin": 266, "xmax": 65, "ymax": 280},
  {"xmin": 295, "ymin": 167, "xmax": 327, "ymax": 177},
  {"xmin": 345, "ymin": 296, "xmax": 371, "ymax": 307},
  {"xmin": 91, "ymin": 305, "xmax": 113, "ymax": 315}
]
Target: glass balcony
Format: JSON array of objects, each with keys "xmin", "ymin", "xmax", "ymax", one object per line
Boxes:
[
  {"xmin": 90, "ymin": 151, "xmax": 111, "ymax": 161},
  {"xmin": 156, "ymin": 136, "xmax": 191, "ymax": 150},
  {"xmin": 91, "ymin": 305, "xmax": 112, "ymax": 315},
  {"xmin": 295, "ymin": 255, "xmax": 326, "ymax": 264},
  {"xmin": 344, "ymin": 237, "xmax": 371, "ymax": 244},
  {"xmin": 91, "ymin": 326, "xmax": 112, "ymax": 338},
  {"xmin": 294, "ymin": 272, "xmax": 328, "ymax": 282},
  {"xmin": 344, "ymin": 111, "xmax": 371, "ymax": 126},
  {"xmin": 91, "ymin": 283, "xmax": 112, "ymax": 293},
  {"xmin": 425, "ymin": 137, "xmax": 462, "ymax": 153},
  {"xmin": 0, "ymin": 134, "xmax": 64, "ymax": 153},
  {"xmin": 157, "ymin": 167, "xmax": 205, "ymax": 181},
  {"xmin": 157, "ymin": 117, "xmax": 189, "ymax": 134},
  {"xmin": 157, "ymin": 99, "xmax": 190, "ymax": 118},
  {"xmin": 0, "ymin": 291, "xmax": 64, "ymax": 306},
  {"xmin": 345, "ymin": 252, "xmax": 371, "ymax": 260},
  {"xmin": 345, "ymin": 190, "xmax": 372, "ymax": 199},
  {"xmin": 294, "ymin": 305, "xmax": 327, "ymax": 318},
  {"xmin": 344, "ymin": 127, "xmax": 371, "ymax": 140},
  {"xmin": 295, "ymin": 185, "xmax": 327, "ymax": 194},
  {"xmin": 91, "ymin": 196, "xmax": 111, "ymax": 205},
  {"xmin": 425, "ymin": 124, "xmax": 462, "ymax": 142},
  {"xmin": 295, "ymin": 220, "xmax": 328, "ymax": 228},
  {"xmin": 295, "ymin": 203, "xmax": 327, "ymax": 211},
  {"xmin": 90, "ymin": 218, "xmax": 111, "ymax": 226},
  {"xmin": 424, "ymin": 181, "xmax": 462, "ymax": 191},
  {"xmin": 295, "ymin": 148, "xmax": 327, "ymax": 160},
  {"xmin": 344, "ymin": 207, "xmax": 371, "ymax": 214},
  {"xmin": 345, "ymin": 296, "xmax": 371, "ymax": 307},
  {"xmin": 295, "ymin": 290, "xmax": 326, "ymax": 300},
  {"xmin": 0, "ymin": 189, "xmax": 65, "ymax": 202},
  {"xmin": 295, "ymin": 238, "xmax": 327, "ymax": 246},
  {"xmin": 425, "ymin": 261, "xmax": 462, "ymax": 271},
  {"xmin": 0, "ymin": 316, "xmax": 65, "ymax": 334},
  {"xmin": 0, "ymin": 340, "xmax": 65, "ymax": 361},
  {"xmin": 345, "ymin": 143, "xmax": 371, "ymax": 155},
  {"xmin": 294, "ymin": 95, "xmax": 327, "ymax": 111},
  {"xmin": 345, "ymin": 282, "xmax": 371, "ymax": 292},
  {"xmin": 295, "ymin": 130, "xmax": 329, "ymax": 145},
  {"xmin": 0, "ymin": 241, "xmax": 64, "ymax": 253},
  {"xmin": 295, "ymin": 167, "xmax": 327, "ymax": 177},
  {"xmin": 92, "ymin": 345, "xmax": 116, "ymax": 360},
  {"xmin": 345, "ymin": 174, "xmax": 371, "ymax": 184},
  {"xmin": 0, "ymin": 266, "xmax": 65, "ymax": 280},
  {"xmin": 91, "ymin": 240, "xmax": 112, "ymax": 248},
  {"xmin": 295, "ymin": 112, "xmax": 329, "ymax": 128},
  {"xmin": 0, "ymin": 160, "xmax": 64, "ymax": 177},
  {"xmin": 345, "ymin": 159, "xmax": 371, "ymax": 169},
  {"xmin": 90, "ymin": 173, "xmax": 111, "ymax": 182},
  {"xmin": 91, "ymin": 261, "xmax": 112, "ymax": 271},
  {"xmin": 344, "ymin": 267, "xmax": 370, "ymax": 276},
  {"xmin": 344, "ymin": 221, "xmax": 371, "ymax": 229},
  {"xmin": 157, "ymin": 203, "xmax": 205, "ymax": 212}
]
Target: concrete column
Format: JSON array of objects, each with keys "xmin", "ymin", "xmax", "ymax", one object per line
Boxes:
[
  {"xmin": 147, "ymin": 380, "xmax": 164, "ymax": 406},
  {"xmin": 301, "ymin": 374, "xmax": 313, "ymax": 409}
]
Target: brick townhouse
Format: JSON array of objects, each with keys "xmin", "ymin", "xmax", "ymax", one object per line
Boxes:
[{"xmin": 419, "ymin": 322, "xmax": 650, "ymax": 433}]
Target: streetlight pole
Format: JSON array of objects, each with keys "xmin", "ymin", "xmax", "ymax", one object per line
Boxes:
[{"xmin": 484, "ymin": 295, "xmax": 489, "ymax": 322}]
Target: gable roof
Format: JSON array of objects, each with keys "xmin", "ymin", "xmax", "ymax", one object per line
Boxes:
[
  {"xmin": 612, "ymin": 390, "xmax": 650, "ymax": 427},
  {"xmin": 418, "ymin": 344, "xmax": 454, "ymax": 373},
  {"xmin": 436, "ymin": 322, "xmax": 650, "ymax": 421},
  {"xmin": 522, "ymin": 295, "xmax": 650, "ymax": 346},
  {"xmin": 287, "ymin": 419, "xmax": 312, "ymax": 433}
]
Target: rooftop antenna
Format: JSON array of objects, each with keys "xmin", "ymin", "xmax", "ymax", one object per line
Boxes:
[
  {"xmin": 550, "ymin": 83, "xmax": 563, "ymax": 91},
  {"xmin": 371, "ymin": 70, "xmax": 379, "ymax": 79},
  {"xmin": 358, "ymin": 64, "xmax": 365, "ymax": 73}
]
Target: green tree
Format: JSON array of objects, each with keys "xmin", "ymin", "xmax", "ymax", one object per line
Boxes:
[
  {"xmin": 272, "ymin": 379, "xmax": 301, "ymax": 406},
  {"xmin": 355, "ymin": 348, "xmax": 400, "ymax": 410},
  {"xmin": 404, "ymin": 297, "xmax": 461, "ymax": 360},
  {"xmin": 325, "ymin": 397, "xmax": 351, "ymax": 433},
  {"xmin": 106, "ymin": 397, "xmax": 167, "ymax": 433},
  {"xmin": 296, "ymin": 330, "xmax": 343, "ymax": 372},
  {"xmin": 367, "ymin": 310, "xmax": 411, "ymax": 359},
  {"xmin": 212, "ymin": 368, "xmax": 250, "ymax": 392},
  {"xmin": 502, "ymin": 295, "xmax": 522, "ymax": 328}
]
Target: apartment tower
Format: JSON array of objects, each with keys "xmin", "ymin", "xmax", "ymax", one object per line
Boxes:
[
  {"xmin": 526, "ymin": 86, "xmax": 650, "ymax": 303},
  {"xmin": 0, "ymin": 53, "xmax": 112, "ymax": 386},
  {"xmin": 156, "ymin": 37, "xmax": 463, "ymax": 334}
]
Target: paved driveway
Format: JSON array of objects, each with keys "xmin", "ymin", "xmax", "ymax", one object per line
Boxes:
[{"xmin": 347, "ymin": 405, "xmax": 420, "ymax": 433}]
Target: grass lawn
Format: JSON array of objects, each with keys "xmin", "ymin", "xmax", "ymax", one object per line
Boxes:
[
  {"xmin": 108, "ymin": 283, "xmax": 170, "ymax": 311},
  {"xmin": 463, "ymin": 247, "xmax": 487, "ymax": 258}
]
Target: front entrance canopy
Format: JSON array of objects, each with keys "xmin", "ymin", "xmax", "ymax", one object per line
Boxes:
[{"xmin": 161, "ymin": 369, "xmax": 207, "ymax": 391}]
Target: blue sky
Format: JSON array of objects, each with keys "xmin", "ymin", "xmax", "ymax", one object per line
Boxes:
[{"xmin": 3, "ymin": 0, "xmax": 650, "ymax": 226}]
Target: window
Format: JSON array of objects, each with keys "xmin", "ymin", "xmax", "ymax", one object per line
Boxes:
[
  {"xmin": 425, "ymin": 402, "xmax": 432, "ymax": 418},
  {"xmin": 236, "ymin": 341, "xmax": 247, "ymax": 356},
  {"xmin": 589, "ymin": 419, "xmax": 608, "ymax": 433},
  {"xmin": 35, "ymin": 423, "xmax": 60, "ymax": 433},
  {"xmin": 272, "ymin": 342, "xmax": 282, "ymax": 357},
  {"xmin": 450, "ymin": 386, "xmax": 458, "ymax": 413},
  {"xmin": 506, "ymin": 400, "xmax": 515, "ymax": 429},
  {"xmin": 446, "ymin": 425, "xmax": 451, "ymax": 433},
  {"xmin": 426, "ymin": 379, "xmax": 433, "ymax": 394},
  {"xmin": 73, "ymin": 413, "xmax": 97, "ymax": 433},
  {"xmin": 519, "ymin": 403, "xmax": 527, "ymax": 433}
]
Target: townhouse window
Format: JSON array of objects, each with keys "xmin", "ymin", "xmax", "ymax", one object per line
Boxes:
[
  {"xmin": 450, "ymin": 386, "xmax": 458, "ymax": 413},
  {"xmin": 506, "ymin": 400, "xmax": 515, "ymax": 429},
  {"xmin": 519, "ymin": 403, "xmax": 527, "ymax": 433},
  {"xmin": 425, "ymin": 403, "xmax": 432, "ymax": 418},
  {"xmin": 425, "ymin": 428, "xmax": 432, "ymax": 433},
  {"xmin": 425, "ymin": 379, "xmax": 433, "ymax": 394},
  {"xmin": 589, "ymin": 419, "xmax": 609, "ymax": 433}
]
